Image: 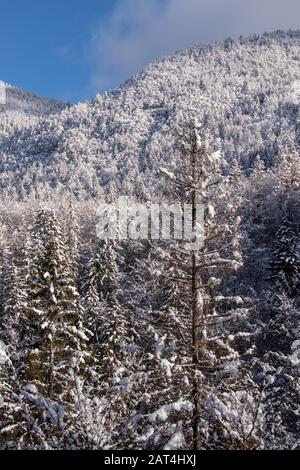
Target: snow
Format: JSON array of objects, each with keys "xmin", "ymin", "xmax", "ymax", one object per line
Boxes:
[
  {"xmin": 290, "ymin": 80, "xmax": 300, "ymax": 105},
  {"xmin": 291, "ymin": 340, "xmax": 300, "ymax": 351},
  {"xmin": 0, "ymin": 81, "xmax": 6, "ymax": 105},
  {"xmin": 196, "ymin": 290, "xmax": 204, "ymax": 311},
  {"xmin": 160, "ymin": 167, "xmax": 176, "ymax": 180},
  {"xmin": 32, "ymin": 308, "xmax": 44, "ymax": 315},
  {"xmin": 23, "ymin": 383, "xmax": 38, "ymax": 394},
  {"xmin": 0, "ymin": 424, "xmax": 20, "ymax": 435},
  {"xmin": 208, "ymin": 277, "xmax": 222, "ymax": 288},
  {"xmin": 208, "ymin": 258, "xmax": 242, "ymax": 271},
  {"xmin": 291, "ymin": 340, "xmax": 300, "ymax": 365},
  {"xmin": 1, "ymin": 32, "xmax": 299, "ymax": 451},
  {"xmin": 77, "ymin": 330, "xmax": 89, "ymax": 341},
  {"xmin": 1, "ymin": 33, "xmax": 300, "ymax": 203},
  {"xmin": 210, "ymin": 150, "xmax": 222, "ymax": 163},
  {"xmin": 22, "ymin": 387, "xmax": 65, "ymax": 429},
  {"xmin": 163, "ymin": 429, "xmax": 186, "ymax": 450},
  {"xmin": 204, "ymin": 394, "xmax": 239, "ymax": 422},
  {"xmin": 214, "ymin": 296, "xmax": 244, "ymax": 304},
  {"xmin": 217, "ymin": 308, "xmax": 249, "ymax": 324},
  {"xmin": 154, "ymin": 335, "xmax": 166, "ymax": 359},
  {"xmin": 222, "ymin": 361, "xmax": 240, "ymax": 376},
  {"xmin": 195, "ymin": 130, "xmax": 202, "ymax": 151},
  {"xmin": 0, "ymin": 341, "xmax": 8, "ymax": 365},
  {"xmin": 208, "ymin": 204, "xmax": 215, "ymax": 219},
  {"xmin": 149, "ymin": 400, "xmax": 193, "ymax": 423},
  {"xmin": 160, "ymin": 359, "xmax": 173, "ymax": 378}
]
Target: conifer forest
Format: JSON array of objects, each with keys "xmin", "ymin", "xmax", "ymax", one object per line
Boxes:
[{"xmin": 0, "ymin": 31, "xmax": 300, "ymax": 450}]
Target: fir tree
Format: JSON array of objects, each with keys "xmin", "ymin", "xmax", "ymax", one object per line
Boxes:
[
  {"xmin": 269, "ymin": 219, "xmax": 300, "ymax": 296},
  {"xmin": 261, "ymin": 294, "xmax": 300, "ymax": 449},
  {"xmin": 18, "ymin": 210, "xmax": 89, "ymax": 448},
  {"xmin": 126, "ymin": 121, "xmax": 261, "ymax": 450}
]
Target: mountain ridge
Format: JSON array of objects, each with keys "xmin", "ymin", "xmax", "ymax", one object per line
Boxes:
[
  {"xmin": 1, "ymin": 30, "xmax": 300, "ymax": 200},
  {"xmin": 0, "ymin": 82, "xmax": 66, "ymax": 140}
]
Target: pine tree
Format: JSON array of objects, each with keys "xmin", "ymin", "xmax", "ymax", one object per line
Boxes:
[
  {"xmin": 0, "ymin": 342, "xmax": 16, "ymax": 449},
  {"xmin": 84, "ymin": 239, "xmax": 130, "ymax": 381},
  {"xmin": 64, "ymin": 202, "xmax": 80, "ymax": 281},
  {"xmin": 83, "ymin": 238, "xmax": 134, "ymax": 446},
  {"xmin": 19, "ymin": 209, "xmax": 89, "ymax": 448},
  {"xmin": 126, "ymin": 121, "xmax": 261, "ymax": 450},
  {"xmin": 261, "ymin": 294, "xmax": 300, "ymax": 449},
  {"xmin": 269, "ymin": 218, "xmax": 300, "ymax": 296},
  {"xmin": 0, "ymin": 341, "xmax": 29, "ymax": 450},
  {"xmin": 275, "ymin": 148, "xmax": 300, "ymax": 193},
  {"xmin": 1, "ymin": 231, "xmax": 30, "ymax": 354}
]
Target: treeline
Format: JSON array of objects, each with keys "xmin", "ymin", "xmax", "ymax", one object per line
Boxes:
[{"xmin": 0, "ymin": 126, "xmax": 300, "ymax": 450}]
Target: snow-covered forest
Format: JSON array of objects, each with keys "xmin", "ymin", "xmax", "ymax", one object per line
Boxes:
[{"xmin": 0, "ymin": 31, "xmax": 300, "ymax": 450}]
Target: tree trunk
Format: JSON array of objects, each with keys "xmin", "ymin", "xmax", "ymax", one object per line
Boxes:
[{"xmin": 191, "ymin": 146, "xmax": 202, "ymax": 450}]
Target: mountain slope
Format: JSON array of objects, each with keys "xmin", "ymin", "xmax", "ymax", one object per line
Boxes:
[
  {"xmin": 0, "ymin": 83, "xmax": 66, "ymax": 140},
  {"xmin": 1, "ymin": 31, "xmax": 300, "ymax": 200}
]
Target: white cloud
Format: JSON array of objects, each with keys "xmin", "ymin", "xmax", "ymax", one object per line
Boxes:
[{"xmin": 89, "ymin": 0, "xmax": 300, "ymax": 92}]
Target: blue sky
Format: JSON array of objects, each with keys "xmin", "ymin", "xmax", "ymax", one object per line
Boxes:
[
  {"xmin": 0, "ymin": 0, "xmax": 117, "ymax": 102},
  {"xmin": 1, "ymin": 0, "xmax": 300, "ymax": 103}
]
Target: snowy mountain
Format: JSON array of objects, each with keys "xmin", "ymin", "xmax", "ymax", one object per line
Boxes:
[
  {"xmin": 0, "ymin": 31, "xmax": 300, "ymax": 200},
  {"xmin": 1, "ymin": 31, "xmax": 300, "ymax": 451},
  {"xmin": 0, "ymin": 83, "xmax": 66, "ymax": 141}
]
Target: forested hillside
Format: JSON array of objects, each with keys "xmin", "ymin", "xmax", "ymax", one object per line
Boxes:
[
  {"xmin": 0, "ymin": 31, "xmax": 299, "ymax": 450},
  {"xmin": 1, "ymin": 31, "xmax": 300, "ymax": 201},
  {"xmin": 0, "ymin": 83, "xmax": 66, "ymax": 141}
]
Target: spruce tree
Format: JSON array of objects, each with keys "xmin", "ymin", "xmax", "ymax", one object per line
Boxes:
[
  {"xmin": 19, "ymin": 209, "xmax": 89, "ymax": 448},
  {"xmin": 269, "ymin": 219, "xmax": 300, "ymax": 296},
  {"xmin": 126, "ymin": 121, "xmax": 261, "ymax": 450},
  {"xmin": 262, "ymin": 294, "xmax": 300, "ymax": 449}
]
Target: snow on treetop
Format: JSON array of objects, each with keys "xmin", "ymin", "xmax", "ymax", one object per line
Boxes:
[
  {"xmin": 290, "ymin": 80, "xmax": 300, "ymax": 105},
  {"xmin": 0, "ymin": 341, "xmax": 8, "ymax": 365}
]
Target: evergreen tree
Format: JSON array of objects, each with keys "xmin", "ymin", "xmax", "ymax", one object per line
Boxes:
[
  {"xmin": 64, "ymin": 202, "xmax": 80, "ymax": 281},
  {"xmin": 269, "ymin": 219, "xmax": 300, "ymax": 296},
  {"xmin": 261, "ymin": 294, "xmax": 300, "ymax": 449},
  {"xmin": 18, "ymin": 209, "xmax": 89, "ymax": 448},
  {"xmin": 1, "ymin": 231, "xmax": 30, "ymax": 354},
  {"xmin": 126, "ymin": 121, "xmax": 261, "ymax": 450},
  {"xmin": 83, "ymin": 238, "xmax": 134, "ymax": 446}
]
